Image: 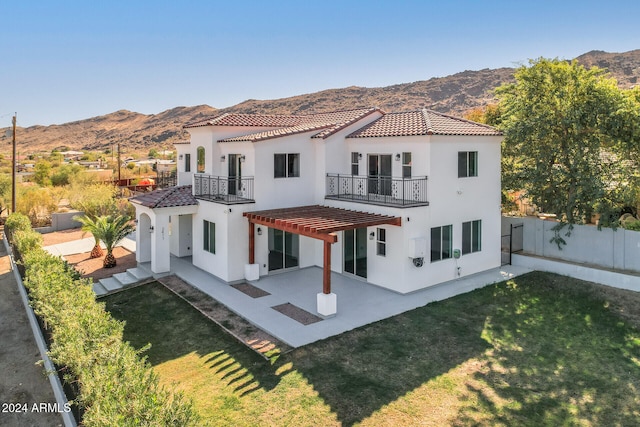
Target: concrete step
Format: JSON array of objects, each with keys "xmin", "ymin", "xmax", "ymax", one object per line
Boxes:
[
  {"xmin": 92, "ymin": 282, "xmax": 108, "ymax": 296},
  {"xmin": 113, "ymin": 272, "xmax": 138, "ymax": 286},
  {"xmin": 127, "ymin": 267, "xmax": 153, "ymax": 281},
  {"xmin": 99, "ymin": 277, "xmax": 123, "ymax": 292}
]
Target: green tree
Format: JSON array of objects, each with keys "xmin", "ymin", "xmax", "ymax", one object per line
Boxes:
[
  {"xmin": 91, "ymin": 215, "xmax": 135, "ymax": 268},
  {"xmin": 73, "ymin": 214, "xmax": 105, "ymax": 259},
  {"xmin": 33, "ymin": 160, "xmax": 52, "ymax": 186},
  {"xmin": 0, "ymin": 174, "xmax": 12, "ymax": 215},
  {"xmin": 497, "ymin": 58, "xmax": 640, "ymax": 245}
]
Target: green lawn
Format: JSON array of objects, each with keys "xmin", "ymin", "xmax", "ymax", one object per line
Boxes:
[{"xmin": 103, "ymin": 272, "xmax": 640, "ymax": 426}]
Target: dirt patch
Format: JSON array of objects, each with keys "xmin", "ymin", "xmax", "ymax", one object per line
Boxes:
[
  {"xmin": 41, "ymin": 228, "xmax": 86, "ymax": 246},
  {"xmin": 65, "ymin": 247, "xmax": 137, "ymax": 282},
  {"xmin": 0, "ymin": 240, "xmax": 64, "ymax": 427},
  {"xmin": 157, "ymin": 275, "xmax": 292, "ymax": 358},
  {"xmin": 231, "ymin": 282, "xmax": 271, "ymax": 298},
  {"xmin": 272, "ymin": 303, "xmax": 323, "ymax": 325}
]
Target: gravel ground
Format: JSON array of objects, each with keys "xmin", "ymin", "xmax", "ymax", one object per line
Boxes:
[{"xmin": 0, "ymin": 240, "xmax": 64, "ymax": 427}]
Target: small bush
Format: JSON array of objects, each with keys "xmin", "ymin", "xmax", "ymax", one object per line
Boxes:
[
  {"xmin": 13, "ymin": 229, "xmax": 43, "ymax": 258},
  {"xmin": 5, "ymin": 212, "xmax": 32, "ymax": 234}
]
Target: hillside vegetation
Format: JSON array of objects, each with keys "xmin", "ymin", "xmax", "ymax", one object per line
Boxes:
[{"xmin": 4, "ymin": 49, "xmax": 639, "ymax": 152}]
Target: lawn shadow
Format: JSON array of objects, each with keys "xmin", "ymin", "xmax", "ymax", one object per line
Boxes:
[
  {"xmin": 452, "ymin": 272, "xmax": 640, "ymax": 426},
  {"xmin": 104, "ymin": 282, "xmax": 286, "ymax": 396},
  {"xmin": 287, "ymin": 289, "xmax": 494, "ymax": 426}
]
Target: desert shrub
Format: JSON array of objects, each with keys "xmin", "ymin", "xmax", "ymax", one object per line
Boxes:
[
  {"xmin": 16, "ymin": 186, "xmax": 58, "ymax": 227},
  {"xmin": 15, "ymin": 234, "xmax": 197, "ymax": 426}
]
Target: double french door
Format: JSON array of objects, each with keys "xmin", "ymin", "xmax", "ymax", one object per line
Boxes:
[
  {"xmin": 368, "ymin": 154, "xmax": 392, "ymax": 196},
  {"xmin": 268, "ymin": 229, "xmax": 299, "ymax": 272},
  {"xmin": 344, "ymin": 228, "xmax": 367, "ymax": 278}
]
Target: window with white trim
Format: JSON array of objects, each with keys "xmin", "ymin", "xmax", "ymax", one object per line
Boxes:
[
  {"xmin": 402, "ymin": 152, "xmax": 412, "ymax": 178},
  {"xmin": 431, "ymin": 224, "xmax": 452, "ymax": 262},
  {"xmin": 462, "ymin": 220, "xmax": 481, "ymax": 254},
  {"xmin": 351, "ymin": 152, "xmax": 359, "ymax": 175},
  {"xmin": 458, "ymin": 151, "xmax": 478, "ymax": 177}
]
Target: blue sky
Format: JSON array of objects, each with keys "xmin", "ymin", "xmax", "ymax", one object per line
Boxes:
[{"xmin": 2, "ymin": 0, "xmax": 639, "ymax": 127}]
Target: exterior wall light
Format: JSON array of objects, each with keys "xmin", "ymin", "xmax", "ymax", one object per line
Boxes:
[
  {"xmin": 257, "ymin": 227, "xmax": 263, "ymax": 235},
  {"xmin": 220, "ymin": 155, "xmax": 226, "ymax": 162},
  {"xmin": 149, "ymin": 225, "xmax": 155, "ymax": 233},
  {"xmin": 240, "ymin": 155, "xmax": 246, "ymax": 162},
  {"xmin": 395, "ymin": 153, "xmax": 401, "ymax": 161}
]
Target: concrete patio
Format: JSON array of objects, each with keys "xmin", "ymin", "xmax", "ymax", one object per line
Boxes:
[{"xmin": 161, "ymin": 256, "xmax": 532, "ymax": 348}]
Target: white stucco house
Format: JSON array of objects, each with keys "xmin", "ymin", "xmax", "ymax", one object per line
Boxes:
[{"xmin": 131, "ymin": 107, "xmax": 502, "ymax": 315}]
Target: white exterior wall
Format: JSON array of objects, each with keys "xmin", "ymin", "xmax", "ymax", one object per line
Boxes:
[
  {"xmin": 170, "ymin": 118, "xmax": 502, "ymax": 292},
  {"xmin": 253, "ymin": 132, "xmax": 318, "ymax": 209},
  {"xmin": 425, "ymin": 135, "xmax": 502, "ymax": 288}
]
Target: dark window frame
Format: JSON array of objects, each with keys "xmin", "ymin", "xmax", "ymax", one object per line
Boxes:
[
  {"xmin": 462, "ymin": 219, "xmax": 482, "ymax": 255},
  {"xmin": 184, "ymin": 153, "xmax": 191, "ymax": 172},
  {"xmin": 458, "ymin": 151, "xmax": 478, "ymax": 178},
  {"xmin": 376, "ymin": 227, "xmax": 386, "ymax": 256},
  {"xmin": 274, "ymin": 153, "xmax": 300, "ymax": 178},
  {"xmin": 431, "ymin": 224, "xmax": 453, "ymax": 262},
  {"xmin": 203, "ymin": 220, "xmax": 215, "ymax": 254}
]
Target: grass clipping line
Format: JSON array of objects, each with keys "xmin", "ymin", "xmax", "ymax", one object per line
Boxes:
[{"xmin": 8, "ymin": 215, "xmax": 198, "ymax": 426}]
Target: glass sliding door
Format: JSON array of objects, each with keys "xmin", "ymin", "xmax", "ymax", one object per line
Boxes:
[
  {"xmin": 344, "ymin": 228, "xmax": 367, "ymax": 278},
  {"xmin": 368, "ymin": 154, "xmax": 392, "ymax": 196},
  {"xmin": 268, "ymin": 228, "xmax": 299, "ymax": 272},
  {"xmin": 228, "ymin": 154, "xmax": 242, "ymax": 196}
]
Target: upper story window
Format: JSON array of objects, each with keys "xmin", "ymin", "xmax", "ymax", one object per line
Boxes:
[
  {"xmin": 351, "ymin": 152, "xmax": 360, "ymax": 175},
  {"xmin": 402, "ymin": 152, "xmax": 412, "ymax": 178},
  {"xmin": 458, "ymin": 151, "xmax": 478, "ymax": 178},
  {"xmin": 197, "ymin": 147, "xmax": 205, "ymax": 173},
  {"xmin": 431, "ymin": 224, "xmax": 452, "ymax": 262},
  {"xmin": 274, "ymin": 153, "xmax": 300, "ymax": 178},
  {"xmin": 462, "ymin": 220, "xmax": 482, "ymax": 254},
  {"xmin": 184, "ymin": 153, "xmax": 191, "ymax": 172}
]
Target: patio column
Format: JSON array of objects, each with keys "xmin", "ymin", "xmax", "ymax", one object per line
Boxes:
[
  {"xmin": 317, "ymin": 240, "xmax": 337, "ymax": 316},
  {"xmin": 248, "ymin": 221, "xmax": 255, "ymax": 264},
  {"xmin": 244, "ymin": 220, "xmax": 259, "ymax": 281},
  {"xmin": 323, "ymin": 240, "xmax": 331, "ymax": 294}
]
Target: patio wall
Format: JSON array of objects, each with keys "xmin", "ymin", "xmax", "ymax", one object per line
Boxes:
[
  {"xmin": 502, "ymin": 216, "xmax": 640, "ymax": 273},
  {"xmin": 36, "ymin": 211, "xmax": 83, "ymax": 234}
]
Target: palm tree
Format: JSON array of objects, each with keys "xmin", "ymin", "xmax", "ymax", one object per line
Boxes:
[
  {"xmin": 92, "ymin": 215, "xmax": 136, "ymax": 268},
  {"xmin": 74, "ymin": 214, "xmax": 104, "ymax": 259}
]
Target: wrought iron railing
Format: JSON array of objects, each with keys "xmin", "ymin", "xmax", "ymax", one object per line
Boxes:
[
  {"xmin": 194, "ymin": 174, "xmax": 255, "ymax": 204},
  {"xmin": 325, "ymin": 174, "xmax": 428, "ymax": 207},
  {"xmin": 156, "ymin": 169, "xmax": 177, "ymax": 188}
]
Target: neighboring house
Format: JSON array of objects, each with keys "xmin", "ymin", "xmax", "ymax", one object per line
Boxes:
[{"xmin": 131, "ymin": 107, "xmax": 502, "ymax": 315}]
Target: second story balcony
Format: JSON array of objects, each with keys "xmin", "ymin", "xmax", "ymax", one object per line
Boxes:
[
  {"xmin": 326, "ymin": 173, "xmax": 429, "ymax": 208},
  {"xmin": 194, "ymin": 174, "xmax": 255, "ymax": 204}
]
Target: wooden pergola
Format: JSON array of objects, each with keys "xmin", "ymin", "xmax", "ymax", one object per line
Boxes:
[{"xmin": 243, "ymin": 205, "xmax": 401, "ymax": 295}]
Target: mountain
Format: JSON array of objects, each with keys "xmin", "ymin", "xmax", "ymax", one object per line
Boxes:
[{"xmin": 5, "ymin": 49, "xmax": 639, "ymax": 153}]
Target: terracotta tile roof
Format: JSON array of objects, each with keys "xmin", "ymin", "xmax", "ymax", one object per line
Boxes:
[
  {"xmin": 130, "ymin": 185, "xmax": 198, "ymax": 209},
  {"xmin": 215, "ymin": 108, "xmax": 382, "ymax": 142},
  {"xmin": 184, "ymin": 113, "xmax": 303, "ymax": 129},
  {"xmin": 220, "ymin": 123, "xmax": 336, "ymax": 142},
  {"xmin": 347, "ymin": 109, "xmax": 502, "ymax": 138}
]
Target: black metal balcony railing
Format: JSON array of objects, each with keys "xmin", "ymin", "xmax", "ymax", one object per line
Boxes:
[
  {"xmin": 194, "ymin": 174, "xmax": 255, "ymax": 204},
  {"xmin": 325, "ymin": 174, "xmax": 429, "ymax": 207},
  {"xmin": 156, "ymin": 169, "xmax": 177, "ymax": 188}
]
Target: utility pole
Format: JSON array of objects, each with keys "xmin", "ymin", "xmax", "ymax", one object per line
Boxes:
[
  {"xmin": 117, "ymin": 142, "xmax": 121, "ymax": 183},
  {"xmin": 11, "ymin": 113, "xmax": 16, "ymax": 214}
]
